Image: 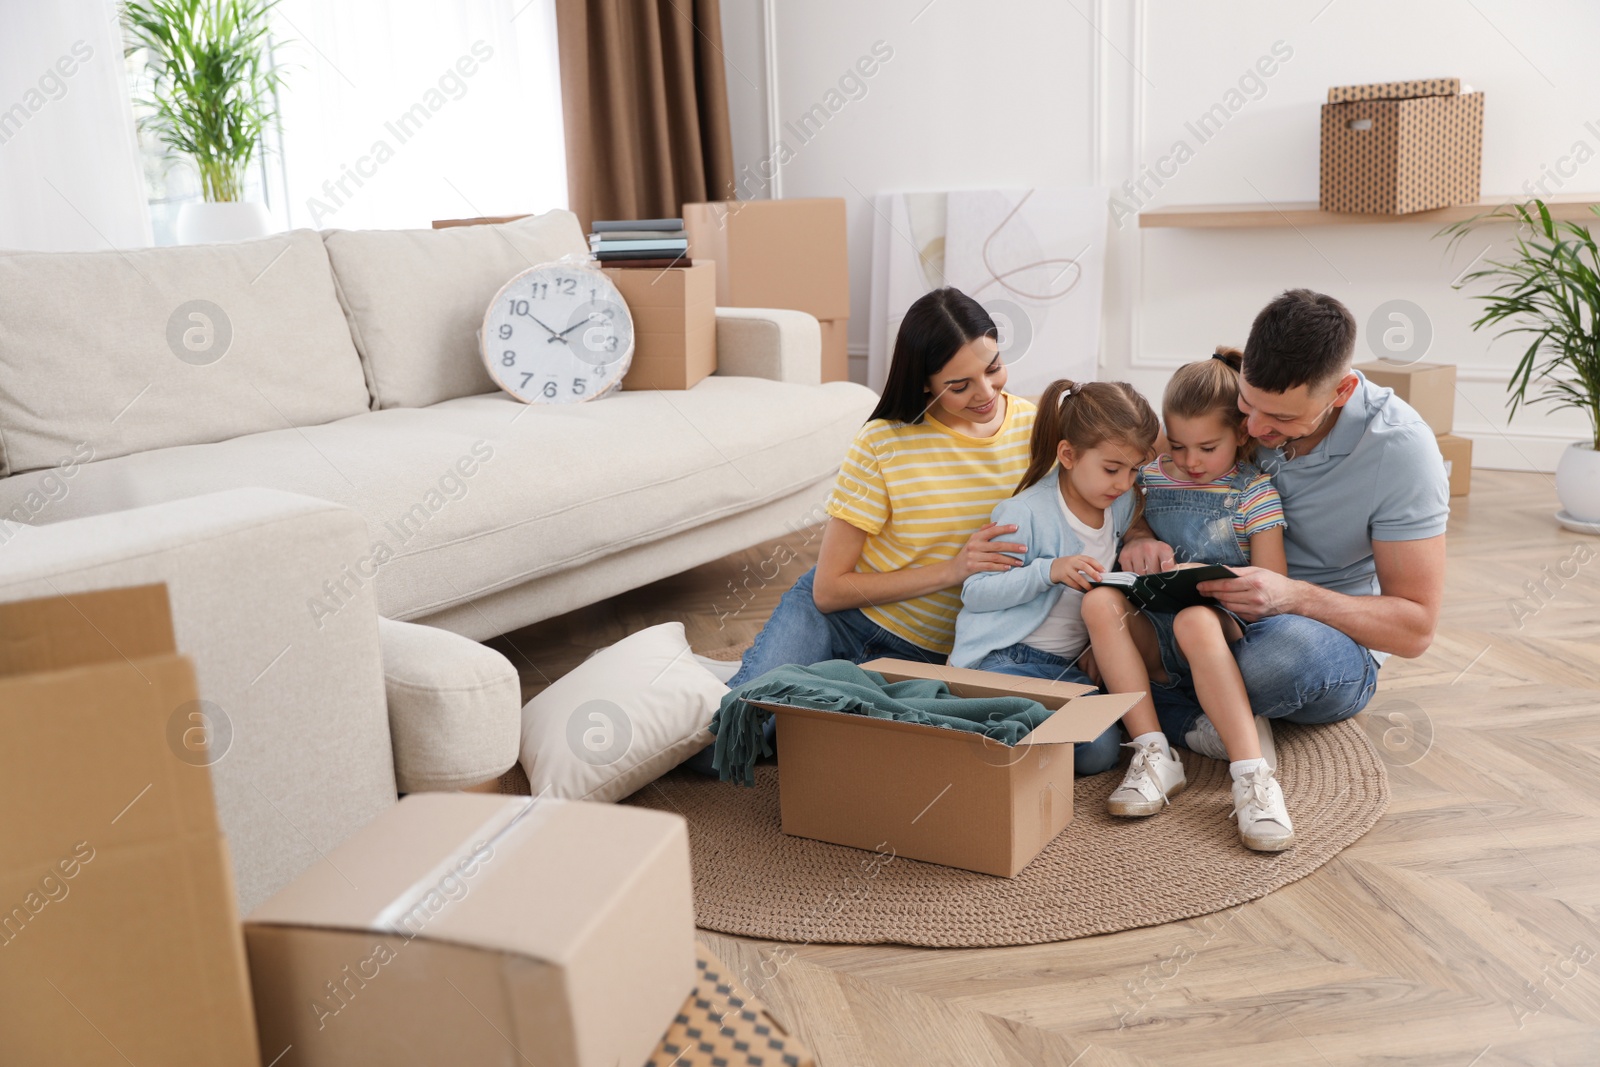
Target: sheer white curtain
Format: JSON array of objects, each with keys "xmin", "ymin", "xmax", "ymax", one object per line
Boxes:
[
  {"xmin": 0, "ymin": 0, "xmax": 152, "ymax": 251},
  {"xmin": 271, "ymin": 0, "xmax": 567, "ymax": 231}
]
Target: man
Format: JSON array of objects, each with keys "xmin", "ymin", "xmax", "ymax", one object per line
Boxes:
[{"xmin": 1120, "ymin": 288, "xmax": 1450, "ymax": 752}]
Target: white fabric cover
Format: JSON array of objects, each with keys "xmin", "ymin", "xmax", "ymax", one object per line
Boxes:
[
  {"xmin": 519, "ymin": 622, "xmax": 724, "ymax": 803},
  {"xmin": 0, "ymin": 229, "xmax": 371, "ymax": 476},
  {"xmin": 321, "ymin": 210, "xmax": 589, "ymax": 410},
  {"xmin": 377, "ymin": 617, "xmax": 521, "ymax": 792},
  {"xmin": 713, "ymin": 308, "xmax": 823, "ymax": 385},
  {"xmin": 0, "ymin": 489, "xmax": 397, "ymax": 913},
  {"xmin": 0, "ymin": 377, "xmax": 879, "ymax": 624}
]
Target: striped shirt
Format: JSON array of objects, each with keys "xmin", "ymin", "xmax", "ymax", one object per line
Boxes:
[
  {"xmin": 1136, "ymin": 459, "xmax": 1287, "ymax": 557},
  {"xmin": 825, "ymin": 395, "xmax": 1037, "ymax": 655}
]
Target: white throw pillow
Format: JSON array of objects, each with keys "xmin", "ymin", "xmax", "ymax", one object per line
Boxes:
[{"xmin": 519, "ymin": 622, "xmax": 725, "ymax": 803}]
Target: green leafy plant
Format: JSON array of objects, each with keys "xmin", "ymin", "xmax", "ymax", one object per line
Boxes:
[
  {"xmin": 123, "ymin": 0, "xmax": 285, "ymax": 203},
  {"xmin": 1445, "ymin": 200, "xmax": 1600, "ymax": 451}
]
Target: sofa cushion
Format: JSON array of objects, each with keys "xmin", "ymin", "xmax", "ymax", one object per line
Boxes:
[
  {"xmin": 0, "ymin": 377, "xmax": 880, "ymax": 622},
  {"xmin": 0, "ymin": 229, "xmax": 371, "ymax": 477},
  {"xmin": 322, "ymin": 210, "xmax": 588, "ymax": 411},
  {"xmin": 519, "ymin": 621, "xmax": 724, "ymax": 803},
  {"xmin": 377, "ymin": 617, "xmax": 522, "ymax": 792}
]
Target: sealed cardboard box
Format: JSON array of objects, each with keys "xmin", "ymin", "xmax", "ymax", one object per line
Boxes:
[
  {"xmin": 1321, "ymin": 78, "xmax": 1483, "ymax": 214},
  {"xmin": 245, "ymin": 793, "xmax": 696, "ymax": 1067},
  {"xmin": 0, "ymin": 584, "xmax": 259, "ymax": 1067},
  {"xmin": 682, "ymin": 198, "xmax": 850, "ymax": 323},
  {"xmin": 1436, "ymin": 432, "xmax": 1473, "ymax": 496},
  {"xmin": 1356, "ymin": 360, "xmax": 1457, "ymax": 435},
  {"xmin": 604, "ymin": 261, "xmax": 717, "ymax": 390},
  {"xmin": 645, "ymin": 948, "xmax": 816, "ymax": 1067},
  {"xmin": 754, "ymin": 659, "xmax": 1137, "ymax": 877}
]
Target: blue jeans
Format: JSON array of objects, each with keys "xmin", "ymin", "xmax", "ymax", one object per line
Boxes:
[
  {"xmin": 1149, "ymin": 613, "xmax": 1380, "ymax": 744},
  {"xmin": 973, "ymin": 643, "xmax": 1125, "ymax": 776},
  {"xmin": 680, "ymin": 567, "xmax": 945, "ymax": 775}
]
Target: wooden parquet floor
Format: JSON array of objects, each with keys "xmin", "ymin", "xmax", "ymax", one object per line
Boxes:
[{"xmin": 489, "ymin": 470, "xmax": 1600, "ymax": 1066}]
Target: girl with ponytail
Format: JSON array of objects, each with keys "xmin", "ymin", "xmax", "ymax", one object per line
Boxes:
[
  {"xmin": 1080, "ymin": 347, "xmax": 1297, "ymax": 852},
  {"xmin": 949, "ymin": 378, "xmax": 1159, "ymax": 776}
]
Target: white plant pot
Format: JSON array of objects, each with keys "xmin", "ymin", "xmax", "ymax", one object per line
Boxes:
[
  {"xmin": 1555, "ymin": 441, "xmax": 1600, "ymax": 523},
  {"xmin": 175, "ymin": 201, "xmax": 272, "ymax": 245}
]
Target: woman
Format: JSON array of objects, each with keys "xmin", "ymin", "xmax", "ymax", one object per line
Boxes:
[{"xmin": 683, "ymin": 287, "xmax": 1040, "ymax": 773}]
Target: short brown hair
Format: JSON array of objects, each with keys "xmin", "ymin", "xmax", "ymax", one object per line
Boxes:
[
  {"xmin": 1017, "ymin": 379, "xmax": 1160, "ymax": 494},
  {"xmin": 1242, "ymin": 289, "xmax": 1356, "ymax": 394}
]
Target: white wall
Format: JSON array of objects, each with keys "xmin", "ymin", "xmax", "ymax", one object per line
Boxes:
[{"xmin": 719, "ymin": 0, "xmax": 1600, "ymax": 471}]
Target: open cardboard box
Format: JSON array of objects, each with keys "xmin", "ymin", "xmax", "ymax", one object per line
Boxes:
[
  {"xmin": 0, "ymin": 584, "xmax": 259, "ymax": 1066},
  {"xmin": 752, "ymin": 658, "xmax": 1137, "ymax": 877}
]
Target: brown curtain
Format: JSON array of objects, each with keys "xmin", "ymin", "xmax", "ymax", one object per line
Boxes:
[{"xmin": 555, "ymin": 0, "xmax": 736, "ymax": 231}]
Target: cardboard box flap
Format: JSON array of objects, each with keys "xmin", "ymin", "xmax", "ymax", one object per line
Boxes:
[
  {"xmin": 246, "ymin": 794, "xmax": 688, "ymax": 966},
  {"xmin": 0, "ymin": 583, "xmax": 175, "ymax": 679},
  {"xmin": 1020, "ymin": 691, "xmax": 1140, "ymax": 746},
  {"xmin": 860, "ymin": 658, "xmax": 1094, "ymax": 704},
  {"xmin": 1327, "ymin": 78, "xmax": 1462, "ymax": 103}
]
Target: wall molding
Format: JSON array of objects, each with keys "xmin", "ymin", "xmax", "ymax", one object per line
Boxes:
[{"xmin": 761, "ymin": 0, "xmax": 782, "ymax": 199}]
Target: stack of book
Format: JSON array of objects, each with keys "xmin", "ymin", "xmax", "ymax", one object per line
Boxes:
[{"xmin": 589, "ymin": 218, "xmax": 690, "ymax": 267}]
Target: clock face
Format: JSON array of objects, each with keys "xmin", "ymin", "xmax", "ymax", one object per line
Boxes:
[{"xmin": 481, "ymin": 263, "xmax": 634, "ymax": 404}]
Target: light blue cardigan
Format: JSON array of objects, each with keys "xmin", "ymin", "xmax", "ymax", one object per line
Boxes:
[{"xmin": 948, "ymin": 472, "xmax": 1137, "ymax": 669}]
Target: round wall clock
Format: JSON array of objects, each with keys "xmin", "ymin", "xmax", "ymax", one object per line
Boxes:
[{"xmin": 480, "ymin": 261, "xmax": 634, "ymax": 403}]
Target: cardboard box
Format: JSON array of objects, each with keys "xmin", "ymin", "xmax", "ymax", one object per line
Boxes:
[
  {"xmin": 244, "ymin": 793, "xmax": 696, "ymax": 1067},
  {"xmin": 1356, "ymin": 360, "xmax": 1457, "ymax": 435},
  {"xmin": 682, "ymin": 198, "xmax": 850, "ymax": 323},
  {"xmin": 645, "ymin": 948, "xmax": 816, "ymax": 1067},
  {"xmin": 1437, "ymin": 432, "xmax": 1473, "ymax": 496},
  {"xmin": 754, "ymin": 659, "xmax": 1137, "ymax": 877},
  {"xmin": 1321, "ymin": 79, "xmax": 1483, "ymax": 214},
  {"xmin": 603, "ymin": 261, "xmax": 717, "ymax": 391},
  {"xmin": 0, "ymin": 584, "xmax": 259, "ymax": 1066}
]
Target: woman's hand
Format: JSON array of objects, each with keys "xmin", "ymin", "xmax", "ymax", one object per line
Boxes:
[
  {"xmin": 1050, "ymin": 555, "xmax": 1104, "ymax": 591},
  {"xmin": 945, "ymin": 523, "xmax": 1026, "ymax": 583}
]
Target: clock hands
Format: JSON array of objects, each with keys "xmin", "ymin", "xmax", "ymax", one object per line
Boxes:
[{"xmin": 528, "ymin": 314, "xmax": 561, "ymax": 339}]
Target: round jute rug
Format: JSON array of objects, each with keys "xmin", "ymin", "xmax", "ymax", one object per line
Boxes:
[{"xmin": 623, "ymin": 719, "xmax": 1389, "ymax": 947}]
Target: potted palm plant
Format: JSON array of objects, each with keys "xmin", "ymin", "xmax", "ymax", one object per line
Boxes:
[
  {"xmin": 124, "ymin": 0, "xmax": 285, "ymax": 244},
  {"xmin": 1447, "ymin": 200, "xmax": 1600, "ymax": 526}
]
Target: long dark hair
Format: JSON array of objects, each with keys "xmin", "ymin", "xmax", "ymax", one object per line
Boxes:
[
  {"xmin": 1017, "ymin": 379, "xmax": 1159, "ymax": 494},
  {"xmin": 869, "ymin": 287, "xmax": 997, "ymax": 423}
]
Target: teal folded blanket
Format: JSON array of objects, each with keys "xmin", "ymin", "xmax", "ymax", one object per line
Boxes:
[{"xmin": 709, "ymin": 660, "xmax": 1053, "ymax": 786}]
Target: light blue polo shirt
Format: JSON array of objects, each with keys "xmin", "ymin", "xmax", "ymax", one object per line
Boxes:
[{"xmin": 1256, "ymin": 372, "xmax": 1450, "ymax": 599}]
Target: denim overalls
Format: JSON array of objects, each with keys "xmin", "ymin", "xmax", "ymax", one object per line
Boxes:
[
  {"xmin": 1142, "ymin": 460, "xmax": 1258, "ymax": 570},
  {"xmin": 1138, "ymin": 460, "xmax": 1259, "ymax": 689}
]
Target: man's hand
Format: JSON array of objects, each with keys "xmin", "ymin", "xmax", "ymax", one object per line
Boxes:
[
  {"xmin": 1050, "ymin": 555, "xmax": 1103, "ymax": 591},
  {"xmin": 1118, "ymin": 537, "xmax": 1176, "ymax": 575},
  {"xmin": 1197, "ymin": 566, "xmax": 1304, "ymax": 621}
]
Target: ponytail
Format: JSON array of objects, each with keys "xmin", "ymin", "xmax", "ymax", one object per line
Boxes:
[
  {"xmin": 1015, "ymin": 379, "xmax": 1160, "ymax": 494},
  {"xmin": 1164, "ymin": 346, "xmax": 1251, "ymax": 457}
]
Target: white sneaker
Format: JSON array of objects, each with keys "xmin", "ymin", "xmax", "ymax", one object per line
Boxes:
[
  {"xmin": 1107, "ymin": 741, "xmax": 1187, "ymax": 817},
  {"xmin": 1185, "ymin": 714, "xmax": 1277, "ymax": 771},
  {"xmin": 1231, "ymin": 767, "xmax": 1295, "ymax": 851}
]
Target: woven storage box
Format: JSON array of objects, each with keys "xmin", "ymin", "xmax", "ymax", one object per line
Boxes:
[{"xmin": 1320, "ymin": 78, "xmax": 1483, "ymax": 214}]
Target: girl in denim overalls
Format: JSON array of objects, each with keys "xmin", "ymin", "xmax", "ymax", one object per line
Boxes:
[{"xmin": 1081, "ymin": 350, "xmax": 1295, "ymax": 851}]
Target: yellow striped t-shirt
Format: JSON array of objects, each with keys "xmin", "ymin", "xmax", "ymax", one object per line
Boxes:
[{"xmin": 824, "ymin": 394, "xmax": 1037, "ymax": 655}]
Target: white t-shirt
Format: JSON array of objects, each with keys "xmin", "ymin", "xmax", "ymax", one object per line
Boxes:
[{"xmin": 1025, "ymin": 492, "xmax": 1120, "ymax": 659}]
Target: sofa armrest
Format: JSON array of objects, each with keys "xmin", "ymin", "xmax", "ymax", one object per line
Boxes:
[
  {"xmin": 377, "ymin": 617, "xmax": 522, "ymax": 792},
  {"xmin": 713, "ymin": 307, "xmax": 822, "ymax": 385},
  {"xmin": 0, "ymin": 488, "xmax": 397, "ymax": 912}
]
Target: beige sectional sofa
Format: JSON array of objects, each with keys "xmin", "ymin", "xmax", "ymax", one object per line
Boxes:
[{"xmin": 0, "ymin": 210, "xmax": 876, "ymax": 909}]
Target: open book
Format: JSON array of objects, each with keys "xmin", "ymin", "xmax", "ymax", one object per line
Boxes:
[{"xmin": 1090, "ymin": 564, "xmax": 1238, "ymax": 615}]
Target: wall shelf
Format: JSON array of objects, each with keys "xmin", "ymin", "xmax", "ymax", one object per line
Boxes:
[{"xmin": 1138, "ymin": 196, "xmax": 1600, "ymax": 230}]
